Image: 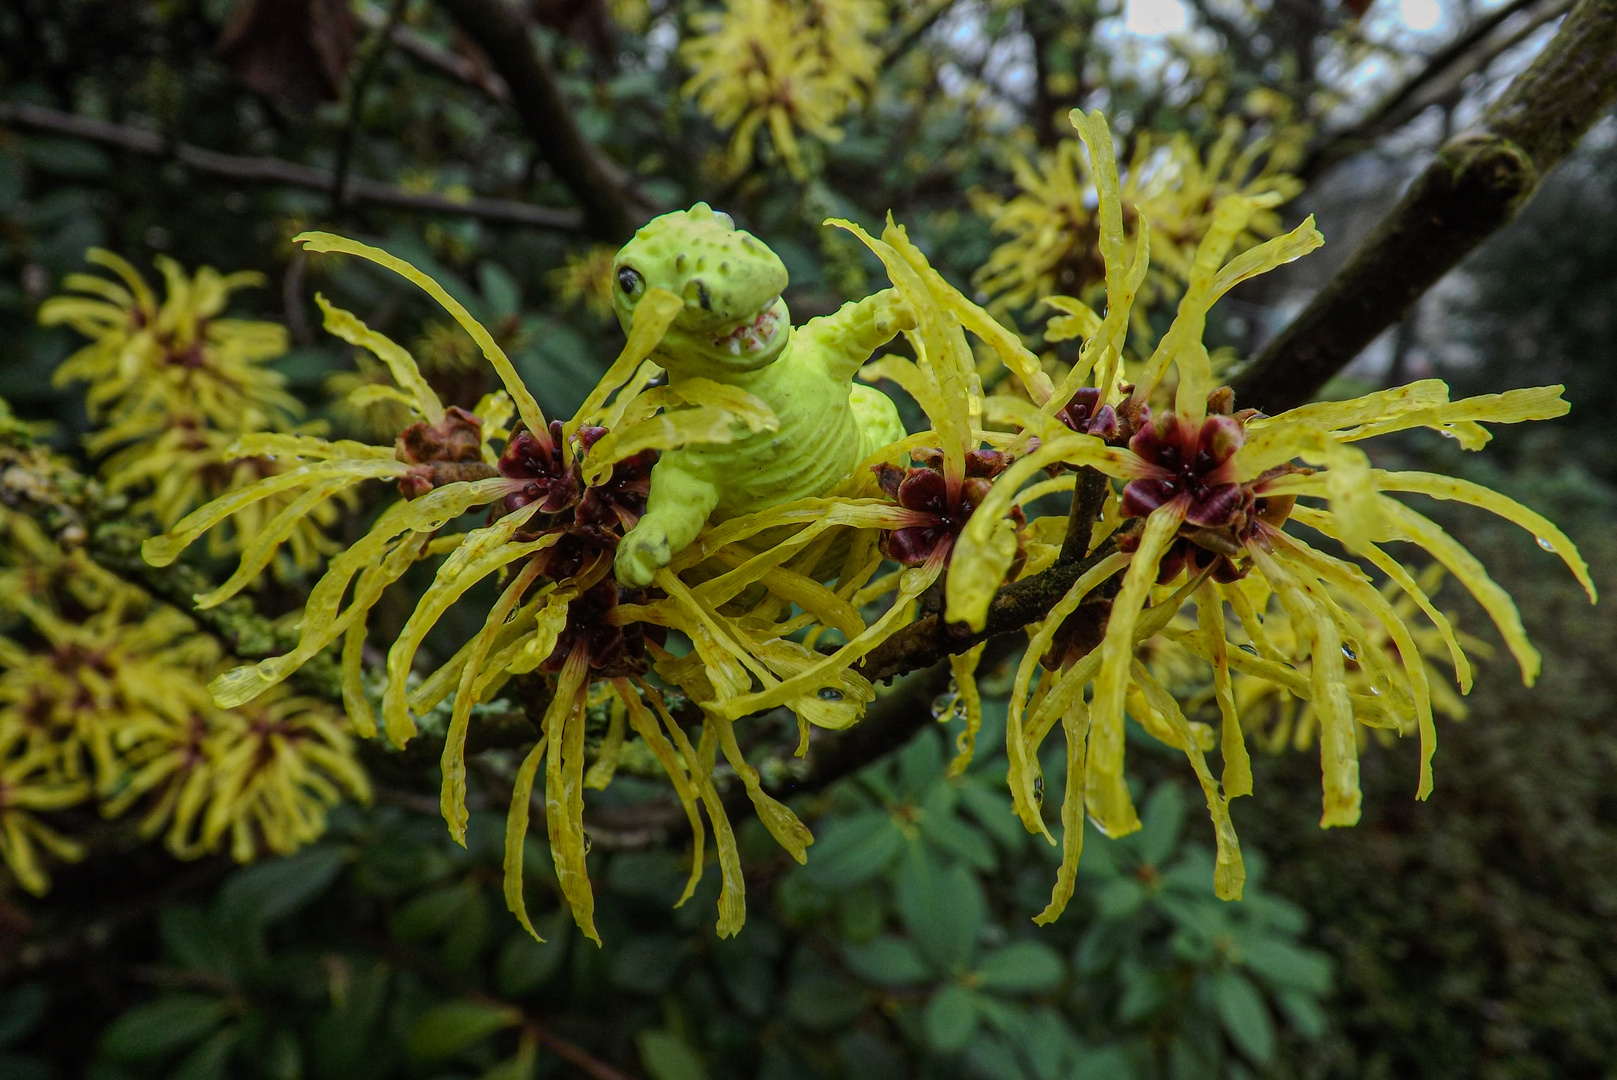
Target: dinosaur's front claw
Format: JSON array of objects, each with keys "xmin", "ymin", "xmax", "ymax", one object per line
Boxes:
[{"xmin": 615, "ymin": 524, "xmax": 672, "ymax": 588}]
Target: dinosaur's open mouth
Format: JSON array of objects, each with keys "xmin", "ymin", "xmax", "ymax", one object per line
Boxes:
[{"xmin": 711, "ymin": 299, "xmax": 782, "ymax": 356}]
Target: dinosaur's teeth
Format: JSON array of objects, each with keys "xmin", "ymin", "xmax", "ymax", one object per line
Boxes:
[{"xmin": 728, "ymin": 339, "xmax": 742, "ymax": 355}]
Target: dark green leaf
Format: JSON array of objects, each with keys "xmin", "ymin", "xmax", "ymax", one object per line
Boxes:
[
  {"xmin": 24, "ymin": 136, "xmax": 109, "ymax": 178},
  {"xmin": 1156, "ymin": 893, "xmax": 1224, "ymax": 938},
  {"xmin": 260, "ymin": 1027, "xmax": 301, "ymax": 1080},
  {"xmin": 609, "ymin": 934, "xmax": 693, "ymax": 994},
  {"xmin": 0, "ymin": 985, "xmax": 46, "ymax": 1047},
  {"xmin": 391, "ymin": 883, "xmax": 472, "ymax": 941},
  {"xmin": 478, "ymin": 262, "xmax": 522, "ymax": 319},
  {"xmin": 783, "ymin": 974, "xmax": 864, "ymax": 1029},
  {"xmin": 637, "ymin": 1030, "xmax": 709, "ymax": 1080},
  {"xmin": 976, "ymin": 941, "xmax": 1065, "ymax": 994},
  {"xmin": 1212, "ymin": 970, "xmax": 1275, "ymax": 1064},
  {"xmin": 0, "ymin": 1053, "xmax": 49, "ymax": 1080},
  {"xmin": 923, "ymin": 985, "xmax": 978, "ymax": 1053},
  {"xmin": 1023, "ymin": 1008, "xmax": 1083, "ymax": 1080},
  {"xmin": 168, "ymin": 1027, "xmax": 237, "ymax": 1080},
  {"xmin": 897, "ymin": 729, "xmax": 944, "ymax": 798},
  {"xmin": 918, "ymin": 804, "xmax": 998, "ymax": 871},
  {"xmin": 895, "ymin": 845, "xmax": 986, "ymax": 972},
  {"xmin": 1118, "ymin": 967, "xmax": 1164, "ymax": 1024},
  {"xmin": 1136, "ymin": 783, "xmax": 1186, "ymax": 867},
  {"xmin": 1239, "ymin": 937, "xmax": 1332, "ymax": 995},
  {"xmin": 1096, "ymin": 877, "xmax": 1146, "ymax": 919},
  {"xmin": 1072, "ymin": 1045, "xmax": 1135, "ymax": 1080},
  {"xmin": 964, "ymin": 1035, "xmax": 1031, "ymax": 1080},
  {"xmin": 405, "ymin": 1001, "xmax": 519, "ymax": 1061},
  {"xmin": 496, "ymin": 917, "xmax": 569, "ymax": 996},
  {"xmin": 841, "ymin": 936, "xmax": 931, "ymax": 986},
  {"xmin": 1076, "ymin": 825, "xmax": 1119, "ymax": 878},
  {"xmin": 100, "ymin": 995, "xmax": 229, "ymax": 1062},
  {"xmin": 800, "ymin": 811, "xmax": 903, "ymax": 888},
  {"xmin": 957, "ymin": 779, "xmax": 1026, "ymax": 853},
  {"xmin": 217, "ymin": 847, "xmax": 344, "ymax": 926},
  {"xmin": 1275, "ymin": 988, "xmax": 1329, "ymax": 1040},
  {"xmin": 158, "ymin": 907, "xmax": 235, "ymax": 983}
]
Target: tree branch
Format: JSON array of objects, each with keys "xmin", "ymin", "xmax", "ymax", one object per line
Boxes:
[
  {"xmin": 0, "ymin": 100, "xmax": 583, "ymax": 231},
  {"xmin": 355, "ymin": 2, "xmax": 511, "ymax": 102},
  {"xmin": 332, "ymin": 0, "xmax": 411, "ymax": 216},
  {"xmin": 1230, "ymin": 0, "xmax": 1617, "ymax": 415},
  {"xmin": 853, "ymin": 539, "xmax": 1117, "ymax": 685},
  {"xmin": 1299, "ymin": 0, "xmax": 1569, "ymax": 180},
  {"xmin": 434, "ymin": 0, "xmax": 652, "ymax": 242}
]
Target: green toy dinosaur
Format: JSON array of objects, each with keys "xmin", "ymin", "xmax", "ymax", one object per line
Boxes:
[{"xmin": 610, "ymin": 203, "xmax": 912, "ymax": 588}]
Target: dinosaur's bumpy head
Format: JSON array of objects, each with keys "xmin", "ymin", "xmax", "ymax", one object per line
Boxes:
[{"xmin": 612, "ymin": 203, "xmax": 790, "ymax": 374}]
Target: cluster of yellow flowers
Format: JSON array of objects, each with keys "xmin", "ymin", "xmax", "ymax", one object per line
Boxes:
[
  {"xmin": 547, "ymin": 244, "xmax": 620, "ymax": 321},
  {"xmin": 140, "ymin": 110, "xmax": 1590, "ymax": 946},
  {"xmin": 973, "ymin": 115, "xmax": 1305, "ymax": 331},
  {"xmin": 681, "ymin": 0, "xmax": 886, "ymax": 178},
  {"xmin": 0, "ymin": 508, "xmax": 368, "ymax": 895},
  {"xmin": 40, "ymin": 250, "xmax": 342, "ymax": 575},
  {"xmin": 1147, "ymin": 563, "xmax": 1490, "ymax": 756}
]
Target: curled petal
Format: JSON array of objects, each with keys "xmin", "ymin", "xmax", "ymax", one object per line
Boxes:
[{"xmin": 1186, "ymin": 482, "xmax": 1244, "ymax": 527}]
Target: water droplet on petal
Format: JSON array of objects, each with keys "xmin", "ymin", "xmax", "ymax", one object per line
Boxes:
[
  {"xmin": 1032, "ymin": 776, "xmax": 1045, "ymax": 806},
  {"xmin": 1536, "ymin": 536, "xmax": 1555, "ymax": 551},
  {"xmin": 1238, "ymin": 642, "xmax": 1259, "ymax": 655},
  {"xmin": 1369, "ymin": 686, "xmax": 1381, "ymax": 696},
  {"xmin": 931, "ymin": 691, "xmax": 959, "ymax": 719},
  {"xmin": 899, "ymin": 567, "xmax": 931, "ymax": 593},
  {"xmin": 1439, "ymin": 428, "xmax": 1458, "ymax": 439},
  {"xmin": 1342, "ymin": 643, "xmax": 1358, "ymax": 661},
  {"xmin": 817, "ymin": 687, "xmax": 844, "ymax": 701},
  {"xmin": 582, "ymin": 831, "xmax": 593, "ymax": 854}
]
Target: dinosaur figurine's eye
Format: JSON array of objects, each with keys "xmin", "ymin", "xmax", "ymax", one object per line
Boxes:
[{"xmin": 617, "ymin": 266, "xmax": 643, "ymax": 295}]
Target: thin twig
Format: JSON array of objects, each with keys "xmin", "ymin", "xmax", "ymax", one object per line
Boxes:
[
  {"xmin": 1299, "ymin": 0, "xmax": 1570, "ymax": 179},
  {"xmin": 363, "ymin": 932, "xmax": 641, "ymax": 1080},
  {"xmin": 1231, "ymin": 0, "xmax": 1617, "ymax": 414},
  {"xmin": 355, "ymin": 2, "xmax": 511, "ymax": 102},
  {"xmin": 435, "ymin": 0, "xmax": 654, "ymax": 241},
  {"xmin": 333, "ymin": 0, "xmax": 411, "ymax": 216},
  {"xmin": 1060, "ymin": 466, "xmax": 1110, "ymax": 564},
  {"xmin": 879, "ymin": 0, "xmax": 957, "ymax": 72},
  {"xmin": 0, "ymin": 100, "xmax": 583, "ymax": 231}
]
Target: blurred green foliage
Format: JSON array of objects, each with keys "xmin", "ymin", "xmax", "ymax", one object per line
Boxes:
[
  {"xmin": 2, "ymin": 0, "xmax": 1616, "ymax": 1077},
  {"xmin": 28, "ymin": 711, "xmax": 1333, "ymax": 1080}
]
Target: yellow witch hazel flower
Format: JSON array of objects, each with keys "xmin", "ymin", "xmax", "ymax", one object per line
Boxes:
[
  {"xmin": 549, "ymin": 244, "xmax": 623, "ymax": 321},
  {"xmin": 945, "ymin": 108, "xmax": 1593, "ymax": 922},
  {"xmin": 144, "ymin": 111, "xmax": 1590, "ymax": 946},
  {"xmin": 140, "ymin": 221, "xmax": 1024, "ymax": 943},
  {"xmin": 107, "ymin": 684, "xmax": 369, "ymax": 864},
  {"xmin": 42, "ymin": 250, "xmax": 296, "ymax": 433},
  {"xmin": 0, "ymin": 737, "xmax": 88, "ymax": 897},
  {"xmin": 39, "ymin": 250, "xmax": 343, "ymax": 573},
  {"xmin": 681, "ymin": 0, "xmax": 885, "ymax": 178},
  {"xmin": 973, "ymin": 115, "xmax": 1302, "ymax": 325},
  {"xmin": 1157, "ymin": 563, "xmax": 1490, "ymax": 755},
  {"xmin": 0, "ymin": 508, "xmax": 369, "ymax": 893}
]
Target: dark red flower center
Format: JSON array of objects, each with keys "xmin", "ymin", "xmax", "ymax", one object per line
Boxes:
[
  {"xmin": 1120, "ymin": 411, "xmax": 1245, "ymax": 527},
  {"xmin": 873, "ymin": 447, "xmax": 1024, "ymax": 569}
]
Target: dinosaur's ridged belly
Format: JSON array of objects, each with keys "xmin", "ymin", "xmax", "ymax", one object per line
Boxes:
[{"xmin": 705, "ymin": 379, "xmax": 865, "ymax": 522}]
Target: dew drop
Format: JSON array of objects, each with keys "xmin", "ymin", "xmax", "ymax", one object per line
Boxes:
[
  {"xmin": 1342, "ymin": 643, "xmax": 1358, "ymax": 661},
  {"xmin": 817, "ymin": 687, "xmax": 844, "ymax": 701},
  {"xmin": 1032, "ymin": 776, "xmax": 1045, "ymax": 806},
  {"xmin": 1439, "ymin": 428, "xmax": 1458, "ymax": 439},
  {"xmin": 931, "ymin": 691, "xmax": 959, "ymax": 719},
  {"xmin": 1238, "ymin": 642, "xmax": 1259, "ymax": 655},
  {"xmin": 582, "ymin": 831, "xmax": 593, "ymax": 854},
  {"xmin": 1535, "ymin": 536, "xmax": 1555, "ymax": 551}
]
